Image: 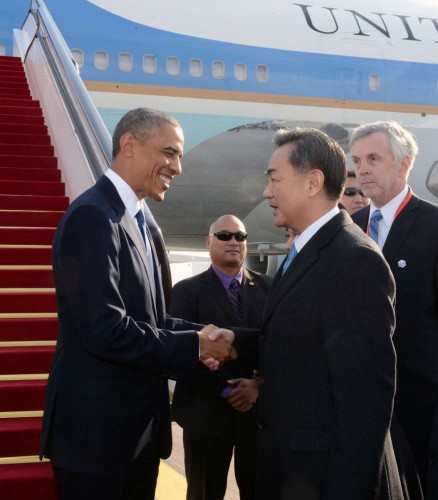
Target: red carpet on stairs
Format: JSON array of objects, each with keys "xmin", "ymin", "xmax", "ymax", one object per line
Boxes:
[{"xmin": 0, "ymin": 54, "xmax": 67, "ymax": 500}]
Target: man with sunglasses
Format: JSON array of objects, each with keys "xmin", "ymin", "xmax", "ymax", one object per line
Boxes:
[
  {"xmin": 340, "ymin": 169, "xmax": 370, "ymax": 214},
  {"xmin": 171, "ymin": 214, "xmax": 272, "ymax": 500},
  {"xmin": 350, "ymin": 121, "xmax": 438, "ymax": 499}
]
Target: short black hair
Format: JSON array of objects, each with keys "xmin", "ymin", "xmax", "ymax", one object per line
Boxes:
[
  {"xmin": 274, "ymin": 127, "xmax": 346, "ymax": 199},
  {"xmin": 112, "ymin": 107, "xmax": 181, "ymax": 159}
]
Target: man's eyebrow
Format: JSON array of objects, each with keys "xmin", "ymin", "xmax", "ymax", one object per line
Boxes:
[
  {"xmin": 265, "ymin": 168, "xmax": 276, "ymax": 176},
  {"xmin": 162, "ymin": 146, "xmax": 183, "ymax": 157}
]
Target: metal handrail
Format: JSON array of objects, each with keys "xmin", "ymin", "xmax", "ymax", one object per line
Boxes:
[{"xmin": 28, "ymin": 0, "xmax": 112, "ymax": 180}]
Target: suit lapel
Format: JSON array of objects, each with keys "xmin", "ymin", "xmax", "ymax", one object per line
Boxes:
[
  {"xmin": 204, "ymin": 267, "xmax": 237, "ymax": 324},
  {"xmin": 95, "ymin": 176, "xmax": 159, "ymax": 322},
  {"xmin": 262, "ymin": 212, "xmax": 349, "ymax": 328},
  {"xmin": 242, "ymin": 269, "xmax": 257, "ymax": 323},
  {"xmin": 382, "ymin": 195, "xmax": 420, "ymax": 261}
]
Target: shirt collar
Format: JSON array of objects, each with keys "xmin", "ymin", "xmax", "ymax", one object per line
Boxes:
[
  {"xmin": 369, "ymin": 186, "xmax": 409, "ymax": 226},
  {"xmin": 294, "ymin": 206, "xmax": 340, "ymax": 253},
  {"xmin": 105, "ymin": 168, "xmax": 142, "ymax": 217},
  {"xmin": 212, "ymin": 265, "xmax": 243, "ymax": 289}
]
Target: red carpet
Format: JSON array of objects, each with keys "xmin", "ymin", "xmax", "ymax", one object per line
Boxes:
[
  {"xmin": 0, "ymin": 55, "xmax": 66, "ymax": 499},
  {"xmin": 0, "ymin": 319, "xmax": 57, "ymax": 341}
]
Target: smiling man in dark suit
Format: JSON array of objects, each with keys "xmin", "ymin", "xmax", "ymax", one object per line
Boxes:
[
  {"xmin": 350, "ymin": 121, "xmax": 438, "ymax": 500},
  {"xmin": 210, "ymin": 127, "xmax": 403, "ymax": 499},
  {"xmin": 39, "ymin": 108, "xmax": 236, "ymax": 500},
  {"xmin": 171, "ymin": 214, "xmax": 272, "ymax": 500}
]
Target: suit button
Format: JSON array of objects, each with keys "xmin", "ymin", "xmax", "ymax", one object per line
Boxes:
[
  {"xmin": 260, "ymin": 334, "xmax": 267, "ymax": 342},
  {"xmin": 258, "ymin": 420, "xmax": 265, "ymax": 430},
  {"xmin": 258, "ymin": 377, "xmax": 265, "ymax": 386},
  {"xmin": 429, "ymin": 455, "xmax": 436, "ymax": 466}
]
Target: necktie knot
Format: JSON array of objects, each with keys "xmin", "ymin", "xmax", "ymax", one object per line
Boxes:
[
  {"xmin": 282, "ymin": 243, "xmax": 298, "ymax": 275},
  {"xmin": 368, "ymin": 209, "xmax": 383, "ymax": 244},
  {"xmin": 135, "ymin": 210, "xmax": 147, "ymax": 245}
]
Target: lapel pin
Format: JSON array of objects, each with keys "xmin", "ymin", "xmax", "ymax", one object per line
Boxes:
[
  {"xmin": 398, "ymin": 260, "xmax": 406, "ymax": 268},
  {"xmin": 249, "ymin": 281, "xmax": 255, "ymax": 286}
]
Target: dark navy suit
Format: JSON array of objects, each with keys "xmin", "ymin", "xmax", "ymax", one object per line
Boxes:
[
  {"xmin": 171, "ymin": 266, "xmax": 271, "ymax": 500},
  {"xmin": 40, "ymin": 175, "xmax": 201, "ymax": 496}
]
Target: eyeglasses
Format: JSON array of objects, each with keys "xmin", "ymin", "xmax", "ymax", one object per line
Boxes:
[
  {"xmin": 211, "ymin": 231, "xmax": 248, "ymax": 242},
  {"xmin": 344, "ymin": 187, "xmax": 367, "ymax": 197}
]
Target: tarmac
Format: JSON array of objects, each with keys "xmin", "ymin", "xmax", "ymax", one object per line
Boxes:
[{"xmin": 156, "ymin": 422, "xmax": 239, "ymax": 500}]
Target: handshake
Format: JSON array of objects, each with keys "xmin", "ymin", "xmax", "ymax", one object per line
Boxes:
[{"xmin": 198, "ymin": 324, "xmax": 237, "ymax": 371}]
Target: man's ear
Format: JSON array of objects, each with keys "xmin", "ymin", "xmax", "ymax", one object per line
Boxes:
[
  {"xmin": 399, "ymin": 156, "xmax": 412, "ymax": 177},
  {"xmin": 307, "ymin": 169, "xmax": 325, "ymax": 197},
  {"xmin": 119, "ymin": 132, "xmax": 136, "ymax": 158},
  {"xmin": 205, "ymin": 235, "xmax": 211, "ymax": 251}
]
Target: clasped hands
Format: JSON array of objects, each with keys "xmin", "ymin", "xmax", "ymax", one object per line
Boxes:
[{"xmin": 198, "ymin": 324, "xmax": 237, "ymax": 371}]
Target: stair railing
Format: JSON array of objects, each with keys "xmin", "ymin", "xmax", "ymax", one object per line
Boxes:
[{"xmin": 25, "ymin": 0, "xmax": 112, "ymax": 180}]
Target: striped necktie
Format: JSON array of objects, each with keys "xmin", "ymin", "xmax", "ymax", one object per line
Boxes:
[
  {"xmin": 229, "ymin": 278, "xmax": 243, "ymax": 326},
  {"xmin": 368, "ymin": 209, "xmax": 383, "ymax": 245}
]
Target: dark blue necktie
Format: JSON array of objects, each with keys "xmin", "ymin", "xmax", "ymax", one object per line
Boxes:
[
  {"xmin": 229, "ymin": 278, "xmax": 243, "ymax": 326},
  {"xmin": 135, "ymin": 209, "xmax": 154, "ymax": 271},
  {"xmin": 135, "ymin": 209, "xmax": 147, "ymax": 245},
  {"xmin": 368, "ymin": 209, "xmax": 383, "ymax": 245},
  {"xmin": 282, "ymin": 243, "xmax": 298, "ymax": 275}
]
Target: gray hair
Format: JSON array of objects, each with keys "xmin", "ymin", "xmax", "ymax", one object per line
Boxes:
[
  {"xmin": 112, "ymin": 107, "xmax": 181, "ymax": 158},
  {"xmin": 350, "ymin": 121, "xmax": 418, "ymax": 168}
]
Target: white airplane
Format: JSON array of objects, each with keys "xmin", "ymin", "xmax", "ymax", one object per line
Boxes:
[{"xmin": 1, "ymin": 0, "xmax": 438, "ymax": 256}]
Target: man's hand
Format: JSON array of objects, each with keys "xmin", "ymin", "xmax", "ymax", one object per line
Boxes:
[
  {"xmin": 198, "ymin": 327, "xmax": 237, "ymax": 371},
  {"xmin": 207, "ymin": 327, "xmax": 235, "ymax": 344},
  {"xmin": 226, "ymin": 378, "xmax": 259, "ymax": 412}
]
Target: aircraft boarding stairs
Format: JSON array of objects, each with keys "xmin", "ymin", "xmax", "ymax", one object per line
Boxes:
[{"xmin": 0, "ymin": 54, "xmax": 64, "ymax": 499}]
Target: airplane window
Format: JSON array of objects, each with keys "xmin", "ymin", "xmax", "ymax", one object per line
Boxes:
[
  {"xmin": 234, "ymin": 62, "xmax": 247, "ymax": 81},
  {"xmin": 166, "ymin": 56, "xmax": 180, "ymax": 76},
  {"xmin": 369, "ymin": 74, "xmax": 381, "ymax": 91},
  {"xmin": 0, "ymin": 44, "xmax": 5, "ymax": 56},
  {"xmin": 189, "ymin": 58, "xmax": 203, "ymax": 77},
  {"xmin": 119, "ymin": 52, "xmax": 133, "ymax": 72},
  {"xmin": 212, "ymin": 60, "xmax": 225, "ymax": 79},
  {"xmin": 94, "ymin": 50, "xmax": 109, "ymax": 70},
  {"xmin": 143, "ymin": 55, "xmax": 157, "ymax": 74},
  {"xmin": 71, "ymin": 49, "xmax": 84, "ymax": 69},
  {"xmin": 256, "ymin": 64, "xmax": 269, "ymax": 83}
]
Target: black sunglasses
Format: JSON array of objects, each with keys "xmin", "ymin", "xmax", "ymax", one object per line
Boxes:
[
  {"xmin": 211, "ymin": 231, "xmax": 248, "ymax": 242},
  {"xmin": 344, "ymin": 187, "xmax": 366, "ymax": 197}
]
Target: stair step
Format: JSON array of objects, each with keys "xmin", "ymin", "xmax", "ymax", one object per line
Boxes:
[
  {"xmin": 0, "ymin": 347, "xmax": 55, "ymax": 374},
  {"xmin": 0, "ymin": 247, "xmax": 53, "ymax": 266},
  {"xmin": 0, "ymin": 461, "xmax": 57, "ymax": 500},
  {"xmin": 0, "ymin": 167, "xmax": 60, "ymax": 181},
  {"xmin": 0, "ymin": 123, "xmax": 47, "ymax": 135},
  {"xmin": 0, "ymin": 155, "xmax": 57, "ymax": 169},
  {"xmin": 0, "ymin": 97, "xmax": 39, "ymax": 108},
  {"xmin": 0, "ymin": 114, "xmax": 45, "ymax": 126},
  {"xmin": 0, "ymin": 268, "xmax": 54, "ymax": 288},
  {"xmin": 0, "ymin": 194, "xmax": 68, "ymax": 211},
  {"xmin": 0, "ymin": 291, "xmax": 56, "ymax": 313},
  {"xmin": 0, "ymin": 417, "xmax": 42, "ymax": 457},
  {"xmin": 0, "ymin": 56, "xmax": 23, "ymax": 66},
  {"xmin": 0, "ymin": 105, "xmax": 42, "ymax": 117},
  {"xmin": 0, "ymin": 133, "xmax": 50, "ymax": 146},
  {"xmin": 0, "ymin": 144, "xmax": 53, "ymax": 156},
  {"xmin": 0, "ymin": 318, "xmax": 57, "ymax": 341},
  {"xmin": 0, "ymin": 88, "xmax": 31, "ymax": 99},
  {"xmin": 0, "ymin": 227, "xmax": 56, "ymax": 245},
  {"xmin": 0, "ymin": 380, "xmax": 47, "ymax": 412},
  {"xmin": 0, "ymin": 180, "xmax": 64, "ymax": 196},
  {"xmin": 0, "ymin": 210, "xmax": 63, "ymax": 228}
]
